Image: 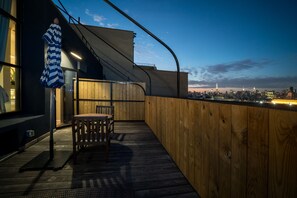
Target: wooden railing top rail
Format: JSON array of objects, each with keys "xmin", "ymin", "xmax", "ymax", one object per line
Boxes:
[{"xmin": 147, "ymin": 95, "xmax": 297, "ymax": 112}]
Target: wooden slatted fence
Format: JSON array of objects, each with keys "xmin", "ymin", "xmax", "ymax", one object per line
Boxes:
[
  {"xmin": 74, "ymin": 78, "xmax": 145, "ymax": 121},
  {"xmin": 145, "ymin": 96, "xmax": 297, "ymax": 198}
]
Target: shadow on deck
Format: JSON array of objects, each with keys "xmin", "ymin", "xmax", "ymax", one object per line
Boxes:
[{"xmin": 0, "ymin": 122, "xmax": 199, "ymax": 198}]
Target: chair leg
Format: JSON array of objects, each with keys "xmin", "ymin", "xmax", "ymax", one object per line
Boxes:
[
  {"xmin": 105, "ymin": 143, "xmax": 109, "ymax": 162},
  {"xmin": 73, "ymin": 145, "xmax": 77, "ymax": 164}
]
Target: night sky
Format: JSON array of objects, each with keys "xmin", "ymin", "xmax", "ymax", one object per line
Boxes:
[{"xmin": 54, "ymin": 0, "xmax": 297, "ymax": 90}]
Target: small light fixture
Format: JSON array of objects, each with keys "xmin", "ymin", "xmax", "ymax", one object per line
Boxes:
[{"xmin": 70, "ymin": 52, "xmax": 82, "ymax": 60}]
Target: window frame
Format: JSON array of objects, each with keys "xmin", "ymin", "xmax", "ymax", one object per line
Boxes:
[{"xmin": 0, "ymin": 0, "xmax": 21, "ymax": 116}]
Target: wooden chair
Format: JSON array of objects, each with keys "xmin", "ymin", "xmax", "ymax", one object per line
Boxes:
[
  {"xmin": 72, "ymin": 115, "xmax": 111, "ymax": 163},
  {"xmin": 96, "ymin": 105, "xmax": 115, "ymax": 133}
]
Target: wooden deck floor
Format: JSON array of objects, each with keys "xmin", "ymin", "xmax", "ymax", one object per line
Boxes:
[{"xmin": 0, "ymin": 122, "xmax": 199, "ymax": 198}]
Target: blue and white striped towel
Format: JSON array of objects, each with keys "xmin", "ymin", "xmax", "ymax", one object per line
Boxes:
[{"xmin": 40, "ymin": 23, "xmax": 64, "ymax": 88}]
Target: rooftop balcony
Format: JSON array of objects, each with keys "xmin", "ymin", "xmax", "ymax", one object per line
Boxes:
[{"xmin": 0, "ymin": 94, "xmax": 296, "ymax": 197}]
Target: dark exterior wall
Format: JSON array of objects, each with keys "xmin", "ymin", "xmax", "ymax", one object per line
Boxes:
[
  {"xmin": 71, "ymin": 25, "xmax": 136, "ymax": 81},
  {"xmin": 21, "ymin": 0, "xmax": 102, "ymax": 115},
  {"xmin": 134, "ymin": 69, "xmax": 188, "ymax": 97}
]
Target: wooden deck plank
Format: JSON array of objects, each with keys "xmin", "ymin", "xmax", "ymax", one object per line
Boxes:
[{"xmin": 0, "ymin": 122, "xmax": 199, "ymax": 198}]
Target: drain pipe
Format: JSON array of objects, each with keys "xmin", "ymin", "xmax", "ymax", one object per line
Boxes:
[{"xmin": 103, "ymin": 0, "xmax": 181, "ymax": 98}]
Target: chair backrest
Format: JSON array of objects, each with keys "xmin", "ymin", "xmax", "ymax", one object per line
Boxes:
[
  {"xmin": 96, "ymin": 105, "xmax": 114, "ymax": 117},
  {"xmin": 72, "ymin": 116, "xmax": 110, "ymax": 144}
]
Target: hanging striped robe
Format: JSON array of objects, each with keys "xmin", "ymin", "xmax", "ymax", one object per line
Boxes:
[{"xmin": 40, "ymin": 23, "xmax": 64, "ymax": 88}]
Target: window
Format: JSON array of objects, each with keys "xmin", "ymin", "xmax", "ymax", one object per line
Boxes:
[
  {"xmin": 0, "ymin": 0, "xmax": 17, "ymax": 17},
  {"xmin": 0, "ymin": 0, "xmax": 20, "ymax": 114}
]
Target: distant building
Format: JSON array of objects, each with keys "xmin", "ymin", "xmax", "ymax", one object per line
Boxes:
[
  {"xmin": 265, "ymin": 91, "xmax": 275, "ymax": 100},
  {"xmin": 286, "ymin": 87, "xmax": 295, "ymax": 99}
]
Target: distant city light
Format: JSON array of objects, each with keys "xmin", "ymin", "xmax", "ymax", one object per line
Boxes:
[
  {"xmin": 188, "ymin": 87, "xmax": 296, "ymax": 108},
  {"xmin": 271, "ymin": 99, "xmax": 297, "ymax": 106}
]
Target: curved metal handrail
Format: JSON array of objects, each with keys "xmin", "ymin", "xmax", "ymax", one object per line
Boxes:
[{"xmin": 103, "ymin": 0, "xmax": 181, "ymax": 98}]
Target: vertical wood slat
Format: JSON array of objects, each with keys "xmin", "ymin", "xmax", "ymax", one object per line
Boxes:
[
  {"xmin": 150, "ymin": 96, "xmax": 157, "ymax": 133},
  {"xmin": 188, "ymin": 100, "xmax": 196, "ymax": 186},
  {"xmin": 179, "ymin": 99, "xmax": 187, "ymax": 176},
  {"xmin": 165, "ymin": 97, "xmax": 171, "ymax": 152},
  {"xmin": 156, "ymin": 97, "xmax": 162, "ymax": 142},
  {"xmin": 269, "ymin": 110, "xmax": 297, "ymax": 198},
  {"xmin": 159, "ymin": 97, "xmax": 164, "ymax": 148},
  {"xmin": 160, "ymin": 97, "xmax": 166, "ymax": 151},
  {"xmin": 173, "ymin": 98, "xmax": 179, "ymax": 163},
  {"xmin": 207, "ymin": 103, "xmax": 220, "ymax": 197},
  {"xmin": 199, "ymin": 101, "xmax": 210, "ymax": 198},
  {"xmin": 218, "ymin": 104, "xmax": 231, "ymax": 197},
  {"xmin": 247, "ymin": 107, "xmax": 269, "ymax": 198},
  {"xmin": 145, "ymin": 96, "xmax": 150, "ymax": 128},
  {"xmin": 231, "ymin": 105, "xmax": 247, "ymax": 198},
  {"xmin": 194, "ymin": 101, "xmax": 203, "ymax": 195}
]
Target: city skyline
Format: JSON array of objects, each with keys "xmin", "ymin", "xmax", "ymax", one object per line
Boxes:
[
  {"xmin": 53, "ymin": 0, "xmax": 297, "ymax": 89},
  {"xmin": 188, "ymin": 86, "xmax": 293, "ymax": 93}
]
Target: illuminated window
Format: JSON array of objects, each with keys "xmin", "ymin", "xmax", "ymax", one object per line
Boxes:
[
  {"xmin": 0, "ymin": 18, "xmax": 17, "ymax": 65},
  {"xmin": 0, "ymin": 0, "xmax": 20, "ymax": 114},
  {"xmin": 0, "ymin": 0, "xmax": 17, "ymax": 18}
]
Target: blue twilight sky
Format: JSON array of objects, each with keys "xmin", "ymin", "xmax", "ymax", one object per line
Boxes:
[{"xmin": 53, "ymin": 0, "xmax": 297, "ymax": 89}]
